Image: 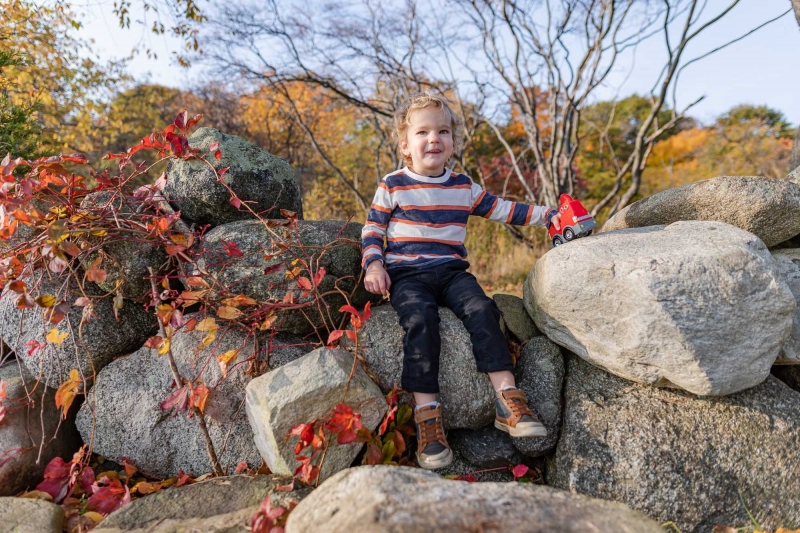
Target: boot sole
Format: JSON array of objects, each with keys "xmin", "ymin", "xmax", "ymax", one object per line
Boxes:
[
  {"xmin": 416, "ymin": 448, "xmax": 454, "ymax": 470},
  {"xmin": 495, "ymin": 420, "xmax": 548, "ymax": 438}
]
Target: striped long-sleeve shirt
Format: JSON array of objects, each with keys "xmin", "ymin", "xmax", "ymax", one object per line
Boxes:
[{"xmin": 361, "ymin": 167, "xmax": 553, "ymax": 271}]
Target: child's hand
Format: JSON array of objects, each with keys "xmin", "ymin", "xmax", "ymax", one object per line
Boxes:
[
  {"xmin": 365, "ymin": 261, "xmax": 391, "ymax": 297},
  {"xmin": 550, "ymin": 211, "xmax": 561, "ymax": 230},
  {"xmin": 546, "ymin": 208, "xmax": 562, "ymax": 230}
]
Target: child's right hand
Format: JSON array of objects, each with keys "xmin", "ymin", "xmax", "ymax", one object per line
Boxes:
[{"xmin": 364, "ymin": 261, "xmax": 391, "ymax": 297}]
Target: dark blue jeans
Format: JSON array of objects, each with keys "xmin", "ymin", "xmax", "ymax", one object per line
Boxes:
[{"xmin": 388, "ymin": 260, "xmax": 513, "ymax": 393}]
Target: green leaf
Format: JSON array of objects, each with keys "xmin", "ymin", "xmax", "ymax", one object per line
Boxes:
[
  {"xmin": 381, "ymin": 439, "xmax": 396, "ymax": 464},
  {"xmin": 396, "ymin": 404, "xmax": 413, "ymax": 427}
]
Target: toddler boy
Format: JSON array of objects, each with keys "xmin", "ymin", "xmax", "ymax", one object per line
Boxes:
[{"xmin": 361, "ymin": 92, "xmax": 561, "ymax": 469}]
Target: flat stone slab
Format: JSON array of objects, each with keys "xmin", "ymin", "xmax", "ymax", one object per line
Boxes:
[
  {"xmin": 601, "ymin": 175, "xmax": 800, "ymax": 247},
  {"xmin": 93, "ymin": 475, "xmax": 310, "ymax": 533},
  {"xmin": 285, "ymin": 465, "xmax": 664, "ymax": 533}
]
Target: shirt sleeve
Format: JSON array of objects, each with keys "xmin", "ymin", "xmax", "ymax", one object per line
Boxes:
[
  {"xmin": 469, "ymin": 181, "xmax": 553, "ymax": 227},
  {"xmin": 361, "ymin": 182, "xmax": 393, "ymax": 269}
]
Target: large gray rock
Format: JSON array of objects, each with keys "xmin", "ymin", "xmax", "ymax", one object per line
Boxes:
[
  {"xmin": 285, "ymin": 465, "xmax": 665, "ymax": 533},
  {"xmin": 772, "ymin": 249, "xmax": 800, "ymax": 363},
  {"xmin": 196, "ymin": 219, "xmax": 374, "ymax": 335},
  {"xmin": 601, "ymin": 176, "xmax": 800, "ymax": 247},
  {"xmin": 93, "ymin": 475, "xmax": 310, "ymax": 533},
  {"xmin": 0, "ymin": 362, "xmax": 81, "ymax": 496},
  {"xmin": 0, "ymin": 276, "xmax": 157, "ymax": 388},
  {"xmin": 76, "ymin": 319, "xmax": 312, "ymax": 478},
  {"xmin": 548, "ymin": 354, "xmax": 800, "ymax": 533},
  {"xmin": 0, "ymin": 497, "xmax": 65, "ymax": 533},
  {"xmin": 493, "ymin": 293, "xmax": 538, "ymax": 342},
  {"xmin": 352, "ymin": 305, "xmax": 495, "ymax": 429},
  {"xmin": 526, "ymin": 222, "xmax": 795, "ymax": 396},
  {"xmin": 245, "ymin": 348, "xmax": 387, "ymax": 482},
  {"xmin": 510, "ymin": 336, "xmax": 564, "ymax": 457},
  {"xmin": 165, "ymin": 128, "xmax": 303, "ymax": 227}
]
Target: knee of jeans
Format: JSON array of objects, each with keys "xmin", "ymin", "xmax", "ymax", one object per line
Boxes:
[
  {"xmin": 462, "ymin": 297, "xmax": 499, "ymax": 320},
  {"xmin": 399, "ymin": 303, "xmax": 440, "ymax": 331}
]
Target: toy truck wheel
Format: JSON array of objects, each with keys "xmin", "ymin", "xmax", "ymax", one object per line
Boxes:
[
  {"xmin": 564, "ymin": 228, "xmax": 575, "ymax": 241},
  {"xmin": 552, "ymin": 235, "xmax": 564, "ymax": 247}
]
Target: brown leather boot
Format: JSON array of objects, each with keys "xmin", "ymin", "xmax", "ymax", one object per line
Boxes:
[
  {"xmin": 414, "ymin": 404, "xmax": 453, "ymax": 470},
  {"xmin": 494, "ymin": 388, "xmax": 547, "ymax": 437}
]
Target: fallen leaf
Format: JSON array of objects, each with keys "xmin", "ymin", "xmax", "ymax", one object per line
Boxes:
[
  {"xmin": 46, "ymin": 328, "xmax": 68, "ymax": 345},
  {"xmin": 216, "ymin": 306, "xmax": 242, "ymax": 320},
  {"xmin": 55, "ymin": 369, "xmax": 81, "ymax": 417}
]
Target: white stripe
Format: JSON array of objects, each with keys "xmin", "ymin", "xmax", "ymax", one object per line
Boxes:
[
  {"xmin": 470, "ymin": 182, "xmax": 484, "ymax": 205},
  {"xmin": 390, "ymin": 187, "xmax": 473, "ymax": 209},
  {"xmin": 387, "ymin": 221, "xmax": 466, "ymax": 242},
  {"xmin": 363, "ymin": 247, "xmax": 384, "ymax": 257},
  {"xmin": 371, "ymin": 186, "xmax": 393, "ymax": 209},
  {"xmin": 487, "ymin": 198, "xmax": 514, "ymax": 222}
]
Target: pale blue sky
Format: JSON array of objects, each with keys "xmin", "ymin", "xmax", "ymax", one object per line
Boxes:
[{"xmin": 70, "ymin": 0, "xmax": 800, "ymax": 126}]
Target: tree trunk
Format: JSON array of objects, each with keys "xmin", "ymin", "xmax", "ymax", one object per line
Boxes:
[{"xmin": 792, "ymin": 129, "xmax": 800, "ymax": 173}]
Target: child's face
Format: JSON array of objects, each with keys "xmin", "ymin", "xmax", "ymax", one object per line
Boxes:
[{"xmin": 399, "ymin": 107, "xmax": 454, "ymax": 176}]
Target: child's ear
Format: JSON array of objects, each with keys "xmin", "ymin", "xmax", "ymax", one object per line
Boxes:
[{"xmin": 399, "ymin": 138, "xmax": 410, "ymax": 157}]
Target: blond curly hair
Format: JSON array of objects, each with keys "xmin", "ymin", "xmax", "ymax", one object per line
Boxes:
[{"xmin": 393, "ymin": 91, "xmax": 464, "ymax": 168}]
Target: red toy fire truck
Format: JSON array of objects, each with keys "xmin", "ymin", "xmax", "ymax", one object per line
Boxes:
[{"xmin": 547, "ymin": 194, "xmax": 597, "ymax": 247}]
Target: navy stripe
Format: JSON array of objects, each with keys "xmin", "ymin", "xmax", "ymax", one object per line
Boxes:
[
  {"xmin": 387, "ymin": 256, "xmax": 460, "ymax": 271},
  {"xmin": 472, "ymin": 192, "xmax": 497, "ymax": 217},
  {"xmin": 387, "ymin": 241, "xmax": 468, "ymax": 257},
  {"xmin": 362, "ymin": 235, "xmax": 384, "ymax": 248},
  {"xmin": 366, "ymin": 209, "xmax": 392, "ymax": 226},
  {"xmin": 392, "ymin": 208, "xmax": 470, "ymax": 225},
  {"xmin": 509, "ymin": 203, "xmax": 529, "ymax": 225}
]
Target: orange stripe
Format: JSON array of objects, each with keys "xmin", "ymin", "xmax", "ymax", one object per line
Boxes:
[
  {"xmin": 398, "ymin": 204, "xmax": 472, "ymax": 211},
  {"xmin": 524, "ymin": 206, "xmax": 533, "ymax": 226},
  {"xmin": 505, "ymin": 202, "xmax": 517, "ymax": 224},
  {"xmin": 363, "ymin": 231, "xmax": 384, "ymax": 238},
  {"xmin": 390, "ymin": 219, "xmax": 466, "ymax": 228},
  {"xmin": 370, "ymin": 204, "xmax": 392, "ymax": 213},
  {"xmin": 485, "ymin": 198, "xmax": 498, "ymax": 218},
  {"xmin": 387, "ymin": 237, "xmax": 463, "ymax": 246},
  {"xmin": 385, "ymin": 183, "xmax": 472, "ymax": 193},
  {"xmin": 362, "ymin": 244, "xmax": 383, "ymax": 254},
  {"xmin": 379, "ymin": 182, "xmax": 390, "ymax": 191},
  {"xmin": 472, "ymin": 190, "xmax": 486, "ymax": 210}
]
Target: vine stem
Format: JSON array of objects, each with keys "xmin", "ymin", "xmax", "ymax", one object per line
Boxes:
[{"xmin": 148, "ymin": 267, "xmax": 224, "ymax": 476}]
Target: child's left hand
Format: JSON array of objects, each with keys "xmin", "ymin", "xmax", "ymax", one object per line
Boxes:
[{"xmin": 547, "ymin": 209, "xmax": 562, "ymax": 230}]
